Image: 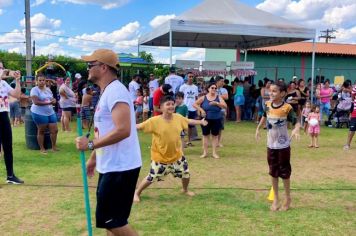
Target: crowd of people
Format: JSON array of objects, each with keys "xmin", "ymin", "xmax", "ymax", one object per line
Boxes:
[{"xmin": 1, "ymin": 48, "xmax": 356, "ymax": 235}]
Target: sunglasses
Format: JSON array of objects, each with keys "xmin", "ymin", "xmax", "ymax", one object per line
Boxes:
[
  {"xmin": 188, "ymin": 76, "xmax": 194, "ymax": 78},
  {"xmin": 87, "ymin": 63, "xmax": 102, "ymax": 70},
  {"xmin": 210, "ymin": 87, "xmax": 217, "ymax": 90}
]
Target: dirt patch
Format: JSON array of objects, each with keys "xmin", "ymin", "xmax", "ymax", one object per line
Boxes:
[{"xmin": 0, "ymin": 187, "xmax": 62, "ymax": 234}]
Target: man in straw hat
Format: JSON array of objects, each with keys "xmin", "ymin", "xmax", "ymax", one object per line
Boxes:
[{"xmin": 76, "ymin": 49, "xmax": 141, "ymax": 235}]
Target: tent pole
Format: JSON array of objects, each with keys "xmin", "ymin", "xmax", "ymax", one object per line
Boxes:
[
  {"xmin": 310, "ymin": 38, "xmax": 316, "ymax": 105},
  {"xmin": 169, "ymin": 30, "xmax": 173, "ymax": 66},
  {"xmin": 244, "ymin": 49, "xmax": 247, "ymax": 61},
  {"xmin": 137, "ymin": 41, "xmax": 140, "ymax": 57}
]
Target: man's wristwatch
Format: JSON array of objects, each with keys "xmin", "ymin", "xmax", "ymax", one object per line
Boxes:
[{"xmin": 88, "ymin": 140, "xmax": 95, "ymax": 150}]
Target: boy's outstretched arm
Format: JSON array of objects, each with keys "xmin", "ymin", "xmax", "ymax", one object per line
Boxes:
[
  {"xmin": 255, "ymin": 116, "xmax": 265, "ymax": 141},
  {"xmin": 291, "ymin": 122, "xmax": 301, "ymax": 140},
  {"xmin": 188, "ymin": 118, "xmax": 208, "ymax": 126},
  {"xmin": 136, "ymin": 123, "xmax": 144, "ymax": 130},
  {"xmin": 288, "ymin": 110, "xmax": 300, "ymax": 140}
]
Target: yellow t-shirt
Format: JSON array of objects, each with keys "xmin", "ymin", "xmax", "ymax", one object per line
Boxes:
[{"xmin": 141, "ymin": 113, "xmax": 188, "ymax": 164}]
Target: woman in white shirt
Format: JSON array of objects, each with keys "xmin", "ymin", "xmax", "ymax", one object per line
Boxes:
[
  {"xmin": 59, "ymin": 77, "xmax": 76, "ymax": 132},
  {"xmin": 0, "ymin": 61, "xmax": 24, "ymax": 184},
  {"xmin": 30, "ymin": 75, "xmax": 59, "ymax": 154}
]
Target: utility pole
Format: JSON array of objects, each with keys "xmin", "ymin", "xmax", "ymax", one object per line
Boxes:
[
  {"xmin": 319, "ymin": 28, "xmax": 336, "ymax": 43},
  {"xmin": 25, "ymin": 0, "xmax": 32, "ymax": 76},
  {"xmin": 32, "ymin": 40, "xmax": 35, "ymax": 57}
]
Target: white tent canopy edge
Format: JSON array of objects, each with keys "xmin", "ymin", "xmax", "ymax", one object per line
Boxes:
[{"xmin": 138, "ymin": 0, "xmax": 316, "ymax": 102}]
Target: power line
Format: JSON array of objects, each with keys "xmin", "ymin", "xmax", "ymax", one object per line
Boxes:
[
  {"xmin": 0, "ymin": 31, "xmax": 24, "ymax": 34},
  {"xmin": 0, "ymin": 41, "xmax": 25, "ymax": 44},
  {"xmin": 0, "ymin": 31, "xmax": 196, "ymax": 53},
  {"xmin": 32, "ymin": 31, "xmax": 117, "ymax": 45},
  {"xmin": 1, "ymin": 31, "xmax": 121, "ymax": 46}
]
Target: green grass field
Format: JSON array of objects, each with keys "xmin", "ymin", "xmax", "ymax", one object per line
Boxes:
[{"xmin": 0, "ymin": 121, "xmax": 355, "ymax": 235}]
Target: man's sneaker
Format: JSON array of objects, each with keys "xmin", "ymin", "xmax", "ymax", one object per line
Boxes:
[
  {"xmin": 6, "ymin": 175, "xmax": 24, "ymax": 184},
  {"xmin": 343, "ymin": 145, "xmax": 350, "ymax": 150}
]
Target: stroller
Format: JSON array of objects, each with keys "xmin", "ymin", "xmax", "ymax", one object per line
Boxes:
[{"xmin": 327, "ymin": 95, "xmax": 352, "ymax": 128}]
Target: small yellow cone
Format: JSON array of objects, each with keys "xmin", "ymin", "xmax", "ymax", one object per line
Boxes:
[{"xmin": 267, "ymin": 186, "xmax": 274, "ymax": 201}]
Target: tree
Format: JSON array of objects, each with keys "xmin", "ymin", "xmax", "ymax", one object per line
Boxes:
[
  {"xmin": 0, "ymin": 51, "xmax": 26, "ymax": 74},
  {"xmin": 138, "ymin": 51, "xmax": 154, "ymax": 63}
]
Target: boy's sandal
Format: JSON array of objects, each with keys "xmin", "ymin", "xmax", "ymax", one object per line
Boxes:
[{"xmin": 186, "ymin": 142, "xmax": 194, "ymax": 147}]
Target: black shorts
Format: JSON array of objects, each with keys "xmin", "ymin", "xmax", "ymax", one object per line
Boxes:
[
  {"xmin": 267, "ymin": 147, "xmax": 291, "ymax": 179},
  {"xmin": 201, "ymin": 119, "xmax": 222, "ymax": 136},
  {"xmin": 96, "ymin": 167, "xmax": 140, "ymax": 229},
  {"xmin": 188, "ymin": 111, "xmax": 197, "ymax": 128},
  {"xmin": 62, "ymin": 107, "xmax": 75, "ymax": 112},
  {"xmin": 349, "ymin": 118, "xmax": 356, "ymax": 132},
  {"xmin": 188, "ymin": 111, "xmax": 197, "ymax": 119}
]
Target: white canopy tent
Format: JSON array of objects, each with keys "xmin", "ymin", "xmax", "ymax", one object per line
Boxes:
[{"xmin": 139, "ymin": 0, "xmax": 317, "ymax": 101}]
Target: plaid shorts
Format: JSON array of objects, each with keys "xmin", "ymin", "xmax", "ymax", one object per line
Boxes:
[{"xmin": 146, "ymin": 156, "xmax": 190, "ymax": 182}]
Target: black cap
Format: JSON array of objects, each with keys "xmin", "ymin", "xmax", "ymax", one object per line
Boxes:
[
  {"xmin": 215, "ymin": 75, "xmax": 224, "ymax": 82},
  {"xmin": 162, "ymin": 84, "xmax": 172, "ymax": 94},
  {"xmin": 169, "ymin": 66, "xmax": 176, "ymax": 73}
]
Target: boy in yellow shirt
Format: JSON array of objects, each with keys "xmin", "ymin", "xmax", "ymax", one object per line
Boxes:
[{"xmin": 134, "ymin": 95, "xmax": 207, "ymax": 202}]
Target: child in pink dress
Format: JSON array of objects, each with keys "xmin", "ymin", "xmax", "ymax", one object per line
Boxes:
[{"xmin": 307, "ymin": 105, "xmax": 321, "ymax": 148}]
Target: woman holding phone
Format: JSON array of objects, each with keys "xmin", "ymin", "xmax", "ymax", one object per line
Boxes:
[{"xmin": 0, "ymin": 61, "xmax": 24, "ymax": 184}]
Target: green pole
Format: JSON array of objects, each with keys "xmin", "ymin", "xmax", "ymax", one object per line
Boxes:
[
  {"xmin": 76, "ymin": 107, "xmax": 93, "ymax": 236},
  {"xmin": 66, "ymin": 71, "xmax": 72, "ymax": 88}
]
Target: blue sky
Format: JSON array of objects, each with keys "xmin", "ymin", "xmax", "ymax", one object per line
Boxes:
[{"xmin": 0, "ymin": 0, "xmax": 355, "ymax": 63}]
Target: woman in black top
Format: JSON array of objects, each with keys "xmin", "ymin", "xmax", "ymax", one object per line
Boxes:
[
  {"xmin": 286, "ymin": 81, "xmax": 301, "ymax": 115},
  {"xmin": 297, "ymin": 79, "xmax": 309, "ymax": 108}
]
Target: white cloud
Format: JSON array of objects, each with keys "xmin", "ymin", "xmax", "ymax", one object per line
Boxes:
[
  {"xmin": 0, "ymin": 30, "xmax": 25, "ymax": 44},
  {"xmin": 0, "ymin": 0, "xmax": 12, "ymax": 14},
  {"xmin": 149, "ymin": 14, "xmax": 176, "ymax": 28},
  {"xmin": 51, "ymin": 0, "xmax": 131, "ymax": 9},
  {"xmin": 8, "ymin": 47, "xmax": 21, "ymax": 54},
  {"xmin": 20, "ymin": 13, "xmax": 61, "ymax": 30},
  {"xmin": 154, "ymin": 56, "xmax": 170, "ymax": 64},
  {"xmin": 36, "ymin": 43, "xmax": 67, "ymax": 56},
  {"xmin": 176, "ymin": 48, "xmax": 205, "ymax": 61},
  {"xmin": 0, "ymin": 0, "xmax": 12, "ymax": 7},
  {"xmin": 256, "ymin": 0, "xmax": 291, "ymax": 16},
  {"xmin": 31, "ymin": 0, "xmax": 47, "ymax": 7},
  {"xmin": 334, "ymin": 26, "xmax": 356, "ymax": 44},
  {"xmin": 256, "ymin": 0, "xmax": 356, "ymax": 43},
  {"xmin": 18, "ymin": 13, "xmax": 63, "ymax": 41},
  {"xmin": 152, "ymin": 48, "xmax": 205, "ymax": 64},
  {"xmin": 322, "ymin": 4, "xmax": 356, "ymax": 27},
  {"xmin": 66, "ymin": 21, "xmax": 140, "ymax": 51}
]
